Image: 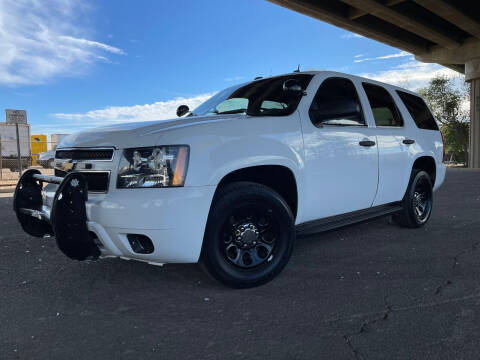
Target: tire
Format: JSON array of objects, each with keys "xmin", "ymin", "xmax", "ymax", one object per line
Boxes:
[
  {"xmin": 201, "ymin": 181, "xmax": 295, "ymax": 288},
  {"xmin": 47, "ymin": 159, "xmax": 54, "ymax": 169},
  {"xmin": 393, "ymin": 170, "xmax": 433, "ymax": 228}
]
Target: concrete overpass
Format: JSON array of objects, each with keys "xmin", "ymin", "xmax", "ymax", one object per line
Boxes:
[{"xmin": 268, "ymin": 0, "xmax": 480, "ymax": 167}]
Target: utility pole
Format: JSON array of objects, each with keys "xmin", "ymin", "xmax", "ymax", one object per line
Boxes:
[
  {"xmin": 5, "ymin": 109, "xmax": 27, "ymax": 178},
  {"xmin": 15, "ymin": 123, "xmax": 22, "ymax": 177}
]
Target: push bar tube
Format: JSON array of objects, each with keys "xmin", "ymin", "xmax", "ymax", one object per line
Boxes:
[
  {"xmin": 32, "ymin": 173, "xmax": 64, "ymax": 184},
  {"xmin": 13, "ymin": 169, "xmax": 100, "ymax": 261}
]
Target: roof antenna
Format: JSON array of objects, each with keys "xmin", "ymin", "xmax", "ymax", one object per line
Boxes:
[{"xmin": 293, "ymin": 64, "xmax": 300, "ymax": 73}]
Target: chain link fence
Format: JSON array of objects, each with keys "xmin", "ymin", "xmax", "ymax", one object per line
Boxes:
[{"xmin": 1, "ymin": 139, "xmax": 57, "ymax": 186}]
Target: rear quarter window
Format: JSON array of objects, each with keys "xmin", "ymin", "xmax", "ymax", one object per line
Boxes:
[{"xmin": 396, "ymin": 91, "xmax": 439, "ymax": 130}]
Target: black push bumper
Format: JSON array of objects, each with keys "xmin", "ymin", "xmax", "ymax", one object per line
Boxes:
[{"xmin": 13, "ymin": 169, "xmax": 100, "ymax": 261}]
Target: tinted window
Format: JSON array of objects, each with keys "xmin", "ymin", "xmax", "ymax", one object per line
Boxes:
[
  {"xmin": 216, "ymin": 98, "xmax": 248, "ymax": 113},
  {"xmin": 396, "ymin": 91, "xmax": 439, "ymax": 130},
  {"xmin": 362, "ymin": 83, "xmax": 403, "ymax": 127},
  {"xmin": 309, "ymin": 77, "xmax": 365, "ymax": 127},
  {"xmin": 192, "ymin": 74, "xmax": 313, "ymax": 117}
]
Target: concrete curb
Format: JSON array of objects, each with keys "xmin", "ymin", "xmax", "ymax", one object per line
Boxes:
[{"xmin": 0, "ymin": 187, "xmax": 15, "ymax": 194}]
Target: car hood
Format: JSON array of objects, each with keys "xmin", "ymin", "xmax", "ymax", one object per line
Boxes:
[
  {"xmin": 57, "ymin": 114, "xmax": 241, "ymax": 149},
  {"xmin": 38, "ymin": 150, "xmax": 55, "ymax": 160}
]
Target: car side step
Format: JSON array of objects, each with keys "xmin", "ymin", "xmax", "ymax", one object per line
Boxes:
[{"xmin": 296, "ymin": 202, "xmax": 403, "ymax": 236}]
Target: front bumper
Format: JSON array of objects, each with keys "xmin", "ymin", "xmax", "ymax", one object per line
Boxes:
[{"xmin": 14, "ymin": 169, "xmax": 216, "ymax": 264}]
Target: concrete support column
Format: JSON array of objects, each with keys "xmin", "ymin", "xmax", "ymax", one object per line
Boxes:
[{"xmin": 466, "ymin": 58, "xmax": 480, "ymax": 168}]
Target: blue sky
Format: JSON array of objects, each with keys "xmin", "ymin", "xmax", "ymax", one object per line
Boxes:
[{"xmin": 0, "ymin": 0, "xmax": 459, "ymax": 136}]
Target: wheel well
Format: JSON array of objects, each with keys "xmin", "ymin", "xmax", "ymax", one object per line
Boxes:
[
  {"xmin": 216, "ymin": 165, "xmax": 298, "ymax": 219},
  {"xmin": 412, "ymin": 156, "xmax": 436, "ymax": 186}
]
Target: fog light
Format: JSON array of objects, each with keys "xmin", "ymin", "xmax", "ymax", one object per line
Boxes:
[{"xmin": 127, "ymin": 234, "xmax": 154, "ymax": 254}]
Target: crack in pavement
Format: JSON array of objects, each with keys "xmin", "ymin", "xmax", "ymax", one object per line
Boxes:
[
  {"xmin": 338, "ymin": 241, "xmax": 480, "ymax": 359},
  {"xmin": 343, "ymin": 333, "xmax": 367, "ymax": 360},
  {"xmin": 342, "ymin": 294, "xmax": 392, "ymax": 360},
  {"xmin": 431, "ymin": 241, "xmax": 480, "ymax": 298},
  {"xmin": 340, "ymin": 286, "xmax": 480, "ymax": 359},
  {"xmin": 334, "ymin": 292, "xmax": 480, "ymax": 328}
]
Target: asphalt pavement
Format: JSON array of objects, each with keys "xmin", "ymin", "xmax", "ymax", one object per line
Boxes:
[{"xmin": 1, "ymin": 168, "xmax": 480, "ymax": 360}]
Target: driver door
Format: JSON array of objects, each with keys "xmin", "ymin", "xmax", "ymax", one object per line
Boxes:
[{"xmin": 299, "ymin": 75, "xmax": 379, "ymax": 222}]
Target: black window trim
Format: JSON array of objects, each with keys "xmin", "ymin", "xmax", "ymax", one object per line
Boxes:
[
  {"xmin": 309, "ymin": 76, "xmax": 367, "ymax": 128},
  {"xmin": 362, "ymin": 82, "xmax": 405, "ymax": 129},
  {"xmin": 395, "ymin": 89, "xmax": 439, "ymax": 131}
]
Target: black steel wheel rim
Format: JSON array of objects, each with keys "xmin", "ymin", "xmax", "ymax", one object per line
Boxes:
[
  {"xmin": 412, "ymin": 177, "xmax": 432, "ymax": 222},
  {"xmin": 220, "ymin": 204, "xmax": 279, "ymax": 269}
]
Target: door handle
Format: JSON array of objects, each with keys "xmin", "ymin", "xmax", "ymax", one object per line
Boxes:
[
  {"xmin": 402, "ymin": 139, "xmax": 415, "ymax": 145},
  {"xmin": 359, "ymin": 140, "xmax": 376, "ymax": 147}
]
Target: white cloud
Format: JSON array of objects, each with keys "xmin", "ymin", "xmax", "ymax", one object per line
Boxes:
[
  {"xmin": 354, "ymin": 54, "xmax": 364, "ymax": 58},
  {"xmin": 0, "ymin": 0, "xmax": 125, "ymax": 86},
  {"xmin": 51, "ymin": 93, "xmax": 215, "ymax": 132},
  {"xmin": 354, "ymin": 51, "xmax": 411, "ymax": 63},
  {"xmin": 341, "ymin": 33, "xmax": 364, "ymax": 39},
  {"xmin": 358, "ymin": 61, "xmax": 461, "ymax": 90},
  {"xmin": 58, "ymin": 36, "xmax": 125, "ymax": 55}
]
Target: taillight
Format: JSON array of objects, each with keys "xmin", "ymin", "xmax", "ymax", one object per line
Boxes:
[{"xmin": 440, "ymin": 131, "xmax": 446, "ymax": 163}]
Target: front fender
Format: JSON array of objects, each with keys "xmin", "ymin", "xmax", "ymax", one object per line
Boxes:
[
  {"xmin": 156, "ymin": 113, "xmax": 306, "ymax": 221},
  {"xmin": 207, "ymin": 138, "xmax": 303, "ymax": 185}
]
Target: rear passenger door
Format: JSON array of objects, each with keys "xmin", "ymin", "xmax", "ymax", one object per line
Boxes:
[
  {"xmin": 299, "ymin": 76, "xmax": 379, "ymax": 221},
  {"xmin": 360, "ymin": 82, "xmax": 413, "ymax": 206}
]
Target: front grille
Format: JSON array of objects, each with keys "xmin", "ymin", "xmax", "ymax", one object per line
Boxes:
[
  {"xmin": 55, "ymin": 169, "xmax": 110, "ymax": 192},
  {"xmin": 55, "ymin": 149, "xmax": 114, "ymax": 161},
  {"xmin": 55, "ymin": 169, "xmax": 67, "ymax": 177}
]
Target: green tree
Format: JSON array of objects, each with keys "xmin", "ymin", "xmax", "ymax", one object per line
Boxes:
[{"xmin": 418, "ymin": 75, "xmax": 469, "ymax": 164}]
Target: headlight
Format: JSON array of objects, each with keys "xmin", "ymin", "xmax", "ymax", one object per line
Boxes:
[{"xmin": 117, "ymin": 146, "xmax": 189, "ymax": 188}]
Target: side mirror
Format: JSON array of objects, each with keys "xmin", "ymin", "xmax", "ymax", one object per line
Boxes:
[
  {"xmin": 283, "ymin": 79, "xmax": 305, "ymax": 97},
  {"xmin": 176, "ymin": 105, "xmax": 190, "ymax": 117}
]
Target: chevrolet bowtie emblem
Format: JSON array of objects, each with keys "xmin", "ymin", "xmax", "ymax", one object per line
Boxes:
[{"xmin": 62, "ymin": 161, "xmax": 76, "ymax": 172}]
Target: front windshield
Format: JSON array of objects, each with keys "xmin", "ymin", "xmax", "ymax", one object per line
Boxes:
[{"xmin": 192, "ymin": 74, "xmax": 313, "ymax": 117}]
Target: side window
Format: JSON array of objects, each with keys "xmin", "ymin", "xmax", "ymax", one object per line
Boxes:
[
  {"xmin": 396, "ymin": 91, "xmax": 439, "ymax": 130},
  {"xmin": 260, "ymin": 100, "xmax": 288, "ymax": 114},
  {"xmin": 216, "ymin": 98, "xmax": 248, "ymax": 113},
  {"xmin": 362, "ymin": 83, "xmax": 403, "ymax": 127},
  {"xmin": 309, "ymin": 77, "xmax": 365, "ymax": 127}
]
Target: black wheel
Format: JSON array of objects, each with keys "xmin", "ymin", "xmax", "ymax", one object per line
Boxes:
[
  {"xmin": 393, "ymin": 170, "xmax": 433, "ymax": 228},
  {"xmin": 47, "ymin": 159, "xmax": 54, "ymax": 169},
  {"xmin": 201, "ymin": 181, "xmax": 295, "ymax": 288}
]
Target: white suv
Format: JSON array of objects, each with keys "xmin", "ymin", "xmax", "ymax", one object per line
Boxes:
[{"xmin": 14, "ymin": 71, "xmax": 446, "ymax": 288}]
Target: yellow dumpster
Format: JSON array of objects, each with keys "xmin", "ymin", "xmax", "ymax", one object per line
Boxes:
[{"xmin": 31, "ymin": 134, "xmax": 47, "ymax": 166}]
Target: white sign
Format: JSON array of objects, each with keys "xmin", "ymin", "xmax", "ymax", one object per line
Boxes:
[{"xmin": 5, "ymin": 109, "xmax": 27, "ymax": 124}]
